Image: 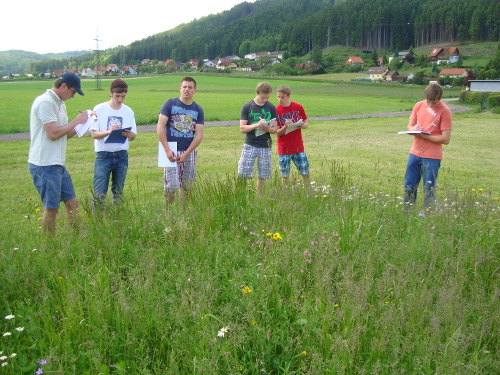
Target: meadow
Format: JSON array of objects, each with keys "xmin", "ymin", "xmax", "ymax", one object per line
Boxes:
[
  {"xmin": 0, "ymin": 74, "xmax": 460, "ymax": 134},
  {"xmin": 0, "ymin": 77, "xmax": 499, "ymax": 374}
]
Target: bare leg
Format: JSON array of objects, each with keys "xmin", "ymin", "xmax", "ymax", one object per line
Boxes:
[
  {"xmin": 301, "ymin": 174, "xmax": 311, "ymax": 187},
  {"xmin": 65, "ymin": 198, "xmax": 80, "ymax": 230},
  {"xmin": 165, "ymin": 192, "xmax": 175, "ymax": 214},
  {"xmin": 257, "ymin": 178, "xmax": 266, "ymax": 195},
  {"xmin": 42, "ymin": 208, "xmax": 58, "ymax": 234}
]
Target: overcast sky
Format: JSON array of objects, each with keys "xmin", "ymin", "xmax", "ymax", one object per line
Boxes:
[{"xmin": 1, "ymin": 0, "xmax": 255, "ymax": 54}]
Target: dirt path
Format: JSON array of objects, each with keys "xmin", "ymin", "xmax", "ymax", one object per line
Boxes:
[{"xmin": 0, "ymin": 100, "xmax": 471, "ymax": 142}]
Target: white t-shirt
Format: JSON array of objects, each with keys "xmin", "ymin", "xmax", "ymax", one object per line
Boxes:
[
  {"xmin": 28, "ymin": 89, "xmax": 69, "ymax": 166},
  {"xmin": 91, "ymin": 102, "xmax": 137, "ymax": 152}
]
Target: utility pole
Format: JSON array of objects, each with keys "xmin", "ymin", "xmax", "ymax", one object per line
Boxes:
[{"xmin": 94, "ymin": 31, "xmax": 103, "ymax": 91}]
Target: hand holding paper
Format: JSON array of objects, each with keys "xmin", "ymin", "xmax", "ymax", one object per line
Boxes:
[
  {"xmin": 255, "ymin": 118, "xmax": 276, "ymax": 136},
  {"xmin": 74, "ymin": 110, "xmax": 97, "ymax": 137},
  {"xmin": 285, "ymin": 119, "xmax": 303, "ymax": 135}
]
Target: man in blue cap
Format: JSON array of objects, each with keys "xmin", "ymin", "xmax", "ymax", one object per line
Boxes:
[{"xmin": 28, "ymin": 72, "xmax": 90, "ymax": 233}]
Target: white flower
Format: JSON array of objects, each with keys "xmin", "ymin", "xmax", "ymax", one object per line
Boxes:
[
  {"xmin": 0, "ymin": 356, "xmax": 7, "ymax": 361},
  {"xmin": 1, "ymin": 362, "xmax": 7, "ymax": 367},
  {"xmin": 217, "ymin": 326, "xmax": 230, "ymax": 338},
  {"xmin": 9, "ymin": 353, "xmax": 16, "ymax": 358},
  {"xmin": 15, "ymin": 327, "xmax": 24, "ymax": 332},
  {"xmin": 2, "ymin": 332, "xmax": 12, "ymax": 337},
  {"xmin": 4, "ymin": 315, "xmax": 15, "ymax": 320}
]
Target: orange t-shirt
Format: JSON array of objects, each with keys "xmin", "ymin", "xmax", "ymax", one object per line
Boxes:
[{"xmin": 409, "ymin": 100, "xmax": 452, "ymax": 160}]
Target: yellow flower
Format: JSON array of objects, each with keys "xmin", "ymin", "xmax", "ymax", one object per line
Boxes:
[
  {"xmin": 301, "ymin": 350, "xmax": 307, "ymax": 356},
  {"xmin": 242, "ymin": 286, "xmax": 252, "ymax": 294},
  {"xmin": 272, "ymin": 232, "xmax": 282, "ymax": 241}
]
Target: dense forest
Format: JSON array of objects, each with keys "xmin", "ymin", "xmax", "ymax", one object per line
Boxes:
[{"xmin": 27, "ymin": 0, "xmax": 499, "ymax": 72}]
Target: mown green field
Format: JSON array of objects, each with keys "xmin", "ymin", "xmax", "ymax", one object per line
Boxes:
[
  {"xmin": 0, "ymin": 86, "xmax": 498, "ymax": 375},
  {"xmin": 0, "ymin": 74, "xmax": 455, "ymax": 134}
]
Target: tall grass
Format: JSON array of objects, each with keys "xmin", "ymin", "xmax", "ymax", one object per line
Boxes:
[{"xmin": 0, "ymin": 111, "xmax": 498, "ymax": 374}]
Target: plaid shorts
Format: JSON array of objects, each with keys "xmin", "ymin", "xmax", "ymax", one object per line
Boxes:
[
  {"xmin": 163, "ymin": 150, "xmax": 197, "ymax": 193},
  {"xmin": 278, "ymin": 152, "xmax": 310, "ymax": 177},
  {"xmin": 238, "ymin": 144, "xmax": 272, "ymax": 180}
]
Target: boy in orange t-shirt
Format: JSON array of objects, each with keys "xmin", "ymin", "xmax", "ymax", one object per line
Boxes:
[{"xmin": 404, "ymin": 84, "xmax": 452, "ymax": 206}]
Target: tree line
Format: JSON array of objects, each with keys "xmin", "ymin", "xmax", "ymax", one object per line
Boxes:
[{"xmin": 30, "ymin": 0, "xmax": 499, "ymax": 73}]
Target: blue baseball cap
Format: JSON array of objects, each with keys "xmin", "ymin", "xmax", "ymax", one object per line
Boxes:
[{"xmin": 60, "ymin": 72, "xmax": 84, "ymax": 96}]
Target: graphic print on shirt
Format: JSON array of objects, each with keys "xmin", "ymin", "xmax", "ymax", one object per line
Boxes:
[
  {"xmin": 249, "ymin": 108, "xmax": 272, "ymax": 125},
  {"xmin": 278, "ymin": 110, "xmax": 301, "ymax": 127},
  {"xmin": 169, "ymin": 105, "xmax": 198, "ymax": 139},
  {"xmin": 107, "ymin": 116, "xmax": 123, "ymax": 130}
]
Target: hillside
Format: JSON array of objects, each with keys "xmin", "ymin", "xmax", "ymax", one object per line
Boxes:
[
  {"xmin": 4, "ymin": 0, "xmax": 499, "ymax": 74},
  {"xmin": 0, "ymin": 50, "xmax": 89, "ymax": 76}
]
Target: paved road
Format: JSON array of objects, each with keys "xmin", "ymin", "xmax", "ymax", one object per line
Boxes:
[{"xmin": 0, "ymin": 100, "xmax": 471, "ymax": 142}]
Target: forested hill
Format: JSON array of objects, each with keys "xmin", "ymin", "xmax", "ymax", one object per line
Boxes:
[{"xmin": 109, "ymin": 0, "xmax": 498, "ymax": 64}]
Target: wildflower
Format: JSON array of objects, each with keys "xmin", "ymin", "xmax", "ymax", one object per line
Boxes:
[
  {"xmin": 419, "ymin": 213, "xmax": 425, "ymax": 217},
  {"xmin": 39, "ymin": 360, "xmax": 47, "ymax": 365},
  {"xmin": 272, "ymin": 232, "xmax": 282, "ymax": 241},
  {"xmin": 9, "ymin": 353, "xmax": 16, "ymax": 358},
  {"xmin": 303, "ymin": 251, "xmax": 311, "ymax": 257},
  {"xmin": 4, "ymin": 315, "xmax": 15, "ymax": 320},
  {"xmin": 217, "ymin": 326, "xmax": 230, "ymax": 337},
  {"xmin": 1, "ymin": 362, "xmax": 7, "ymax": 367},
  {"xmin": 3, "ymin": 332, "xmax": 12, "ymax": 337},
  {"xmin": 301, "ymin": 350, "xmax": 307, "ymax": 356},
  {"xmin": 0, "ymin": 356, "xmax": 7, "ymax": 361},
  {"xmin": 36, "ymin": 368, "xmax": 43, "ymax": 374},
  {"xmin": 266, "ymin": 232, "xmax": 273, "ymax": 237},
  {"xmin": 242, "ymin": 286, "xmax": 252, "ymax": 294},
  {"xmin": 15, "ymin": 327, "xmax": 24, "ymax": 332},
  {"xmin": 251, "ymin": 320, "xmax": 256, "ymax": 325}
]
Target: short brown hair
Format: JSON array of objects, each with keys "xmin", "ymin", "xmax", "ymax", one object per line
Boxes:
[
  {"xmin": 110, "ymin": 79, "xmax": 128, "ymax": 93},
  {"xmin": 256, "ymin": 82, "xmax": 273, "ymax": 94},
  {"xmin": 276, "ymin": 84, "xmax": 291, "ymax": 96},
  {"xmin": 181, "ymin": 76, "xmax": 197, "ymax": 88},
  {"xmin": 424, "ymin": 84, "xmax": 443, "ymax": 102}
]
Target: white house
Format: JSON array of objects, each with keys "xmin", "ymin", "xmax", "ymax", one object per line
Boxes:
[{"xmin": 202, "ymin": 59, "xmax": 216, "ymax": 68}]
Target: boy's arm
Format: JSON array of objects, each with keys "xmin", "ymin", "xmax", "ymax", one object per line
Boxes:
[
  {"xmin": 177, "ymin": 124, "xmax": 204, "ymax": 163},
  {"xmin": 416, "ymin": 129, "xmax": 451, "ymax": 145},
  {"xmin": 240, "ymin": 119, "xmax": 260, "ymax": 133}
]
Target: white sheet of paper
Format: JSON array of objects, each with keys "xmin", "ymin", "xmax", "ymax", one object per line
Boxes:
[
  {"xmin": 255, "ymin": 118, "xmax": 276, "ymax": 136},
  {"xmin": 158, "ymin": 142, "xmax": 177, "ymax": 167},
  {"xmin": 285, "ymin": 119, "xmax": 303, "ymax": 135},
  {"xmin": 74, "ymin": 110, "xmax": 97, "ymax": 137}
]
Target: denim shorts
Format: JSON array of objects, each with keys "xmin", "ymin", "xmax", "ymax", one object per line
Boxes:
[
  {"xmin": 28, "ymin": 163, "xmax": 76, "ymax": 209},
  {"xmin": 278, "ymin": 152, "xmax": 310, "ymax": 177}
]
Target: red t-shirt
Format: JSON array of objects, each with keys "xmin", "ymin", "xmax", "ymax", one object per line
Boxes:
[
  {"xmin": 276, "ymin": 101, "xmax": 308, "ymax": 155},
  {"xmin": 409, "ymin": 100, "xmax": 452, "ymax": 160}
]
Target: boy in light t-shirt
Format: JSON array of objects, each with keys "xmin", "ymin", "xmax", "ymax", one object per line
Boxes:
[
  {"xmin": 90, "ymin": 79, "xmax": 137, "ymax": 208},
  {"xmin": 403, "ymin": 84, "xmax": 452, "ymax": 206}
]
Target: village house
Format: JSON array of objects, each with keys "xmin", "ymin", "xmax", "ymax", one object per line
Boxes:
[
  {"xmin": 217, "ymin": 58, "xmax": 238, "ymax": 70},
  {"xmin": 120, "ymin": 65, "xmax": 138, "ymax": 75},
  {"xmin": 439, "ymin": 68, "xmax": 468, "ymax": 78},
  {"xmin": 189, "ymin": 59, "xmax": 199, "ymax": 69},
  {"xmin": 106, "ymin": 64, "xmax": 119, "ymax": 73},
  {"xmin": 202, "ymin": 59, "xmax": 217, "ymax": 68},
  {"xmin": 365, "ymin": 66, "xmax": 389, "ymax": 80},
  {"xmin": 427, "ymin": 47, "xmax": 460, "ymax": 64},
  {"xmin": 345, "ymin": 56, "xmax": 365, "ymax": 65},
  {"xmin": 244, "ymin": 52, "xmax": 258, "ymax": 60},
  {"xmin": 80, "ymin": 68, "xmax": 94, "ymax": 77}
]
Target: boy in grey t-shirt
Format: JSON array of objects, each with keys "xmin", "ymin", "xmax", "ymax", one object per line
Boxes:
[{"xmin": 238, "ymin": 82, "xmax": 278, "ymax": 195}]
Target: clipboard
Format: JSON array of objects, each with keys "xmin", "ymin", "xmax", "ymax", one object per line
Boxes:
[
  {"xmin": 398, "ymin": 131, "xmax": 431, "ymax": 135},
  {"xmin": 105, "ymin": 127, "xmax": 132, "ymax": 143}
]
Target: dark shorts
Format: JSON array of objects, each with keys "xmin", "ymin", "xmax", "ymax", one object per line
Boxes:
[{"xmin": 28, "ymin": 163, "xmax": 76, "ymax": 209}]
